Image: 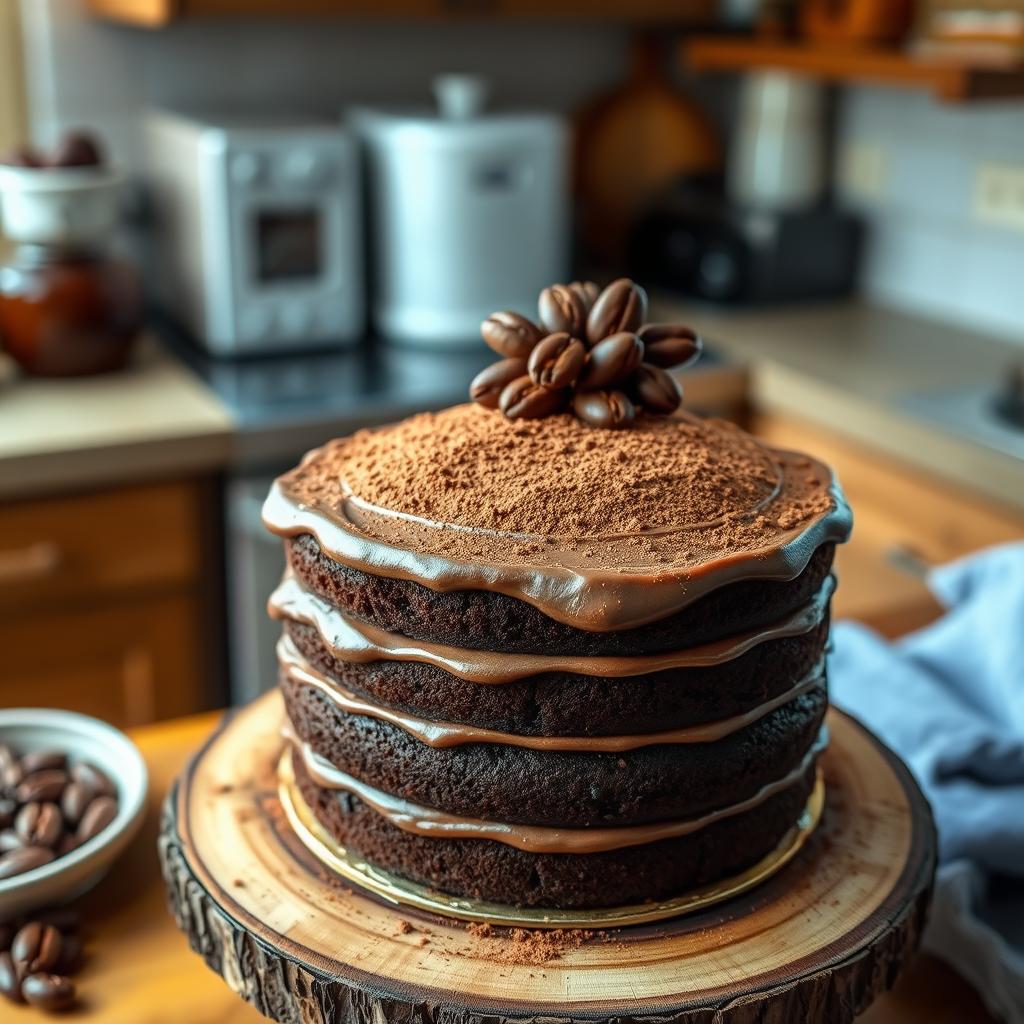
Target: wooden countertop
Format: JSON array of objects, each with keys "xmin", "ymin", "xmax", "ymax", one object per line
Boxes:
[
  {"xmin": 653, "ymin": 298, "xmax": 1024, "ymax": 513},
  {"xmin": 0, "ymin": 338, "xmax": 232, "ymax": 501},
  {"xmin": 16, "ymin": 710, "xmax": 991, "ymax": 1024}
]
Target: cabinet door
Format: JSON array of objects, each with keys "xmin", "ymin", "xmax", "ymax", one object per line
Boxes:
[
  {"xmin": 0, "ymin": 594, "xmax": 212, "ymax": 728},
  {"xmin": 753, "ymin": 412, "xmax": 1024, "ymax": 636}
]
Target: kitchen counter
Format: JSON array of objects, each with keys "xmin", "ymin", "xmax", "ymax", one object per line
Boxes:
[
  {"xmin": 55, "ymin": 710, "xmax": 994, "ymax": 1023},
  {"xmin": 0, "ymin": 337, "xmax": 233, "ymax": 500},
  {"xmin": 653, "ymin": 297, "xmax": 1024, "ymax": 512}
]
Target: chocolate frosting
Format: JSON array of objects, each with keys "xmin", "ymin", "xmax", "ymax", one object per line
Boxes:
[
  {"xmin": 286, "ymin": 728, "xmax": 828, "ymax": 854},
  {"xmin": 262, "ymin": 406, "xmax": 851, "ymax": 632},
  {"xmin": 270, "ymin": 573, "xmax": 834, "ymax": 683},
  {"xmin": 279, "ymin": 633, "xmax": 824, "ymax": 752}
]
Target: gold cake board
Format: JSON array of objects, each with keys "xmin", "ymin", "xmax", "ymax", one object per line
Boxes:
[
  {"xmin": 277, "ymin": 743, "xmax": 826, "ymax": 929},
  {"xmin": 159, "ymin": 690, "xmax": 936, "ymax": 1024}
]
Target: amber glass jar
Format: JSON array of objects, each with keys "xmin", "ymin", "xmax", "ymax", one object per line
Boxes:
[{"xmin": 0, "ymin": 243, "xmax": 142, "ymax": 377}]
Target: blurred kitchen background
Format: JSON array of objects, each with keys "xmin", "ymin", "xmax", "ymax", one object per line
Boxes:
[{"xmin": 1, "ymin": 0, "xmax": 1023, "ymax": 723}]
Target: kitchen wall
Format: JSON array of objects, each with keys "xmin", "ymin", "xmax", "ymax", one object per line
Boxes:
[
  {"xmin": 20, "ymin": 0, "xmax": 631, "ymax": 169},
  {"xmin": 837, "ymin": 87, "xmax": 1024, "ymax": 345}
]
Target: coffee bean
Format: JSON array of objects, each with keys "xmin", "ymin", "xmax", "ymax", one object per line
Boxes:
[
  {"xmin": 12, "ymin": 922, "xmax": 63, "ymax": 976},
  {"xmin": 0, "ymin": 951, "xmax": 21, "ymax": 1003},
  {"xmin": 469, "ymin": 358, "xmax": 528, "ymax": 409},
  {"xmin": 15, "ymin": 802, "xmax": 64, "ymax": 849},
  {"xmin": 57, "ymin": 834, "xmax": 79, "ymax": 858},
  {"xmin": 72, "ymin": 762, "xmax": 116, "ymax": 799},
  {"xmin": 22, "ymin": 973, "xmax": 76, "ymax": 1012},
  {"xmin": 527, "ymin": 332, "xmax": 585, "ymax": 390},
  {"xmin": 76, "ymin": 795, "xmax": 118, "ymax": 844},
  {"xmin": 480, "ymin": 312, "xmax": 542, "ymax": 359},
  {"xmin": 20, "ymin": 751, "xmax": 67, "ymax": 776},
  {"xmin": 0, "ymin": 845, "xmax": 53, "ymax": 879},
  {"xmin": 0, "ymin": 829, "xmax": 23, "ymax": 853},
  {"xmin": 629, "ymin": 363, "xmax": 683, "ymax": 414},
  {"xmin": 0, "ymin": 797, "xmax": 15, "ymax": 830},
  {"xmin": 15, "ymin": 769, "xmax": 68, "ymax": 805},
  {"xmin": 55, "ymin": 934, "xmax": 83, "ymax": 975},
  {"xmin": 578, "ymin": 332, "xmax": 644, "ymax": 391},
  {"xmin": 568, "ymin": 280, "xmax": 600, "ymax": 313},
  {"xmin": 51, "ymin": 129, "xmax": 103, "ymax": 169},
  {"xmin": 1, "ymin": 761, "xmax": 24, "ymax": 792},
  {"xmin": 586, "ymin": 278, "xmax": 648, "ymax": 345},
  {"xmin": 538, "ymin": 284, "xmax": 586, "ymax": 338},
  {"xmin": 637, "ymin": 324, "xmax": 702, "ymax": 369},
  {"xmin": 573, "ymin": 390, "xmax": 636, "ymax": 429},
  {"xmin": 499, "ymin": 376, "xmax": 567, "ymax": 420}
]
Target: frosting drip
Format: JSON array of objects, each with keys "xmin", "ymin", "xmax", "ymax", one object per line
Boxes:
[
  {"xmin": 262, "ymin": 406, "xmax": 852, "ymax": 632},
  {"xmin": 270, "ymin": 573, "xmax": 834, "ymax": 684},
  {"xmin": 287, "ymin": 728, "xmax": 828, "ymax": 854},
  {"xmin": 279, "ymin": 634, "xmax": 825, "ymax": 752}
]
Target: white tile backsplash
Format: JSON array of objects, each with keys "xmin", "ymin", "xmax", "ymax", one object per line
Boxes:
[{"xmin": 838, "ymin": 87, "xmax": 1024, "ymax": 344}]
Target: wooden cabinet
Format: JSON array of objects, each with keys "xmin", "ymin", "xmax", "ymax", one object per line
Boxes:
[
  {"xmin": 754, "ymin": 412, "xmax": 1024, "ymax": 636},
  {"xmin": 0, "ymin": 480, "xmax": 222, "ymax": 727},
  {"xmin": 87, "ymin": 0, "xmax": 715, "ymax": 26}
]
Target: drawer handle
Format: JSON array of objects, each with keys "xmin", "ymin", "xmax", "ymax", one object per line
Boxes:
[{"xmin": 0, "ymin": 542, "xmax": 62, "ymax": 585}]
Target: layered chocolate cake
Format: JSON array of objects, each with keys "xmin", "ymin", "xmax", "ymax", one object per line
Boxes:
[{"xmin": 262, "ymin": 281, "xmax": 851, "ymax": 910}]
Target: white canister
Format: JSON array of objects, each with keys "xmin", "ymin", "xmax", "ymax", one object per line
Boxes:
[
  {"xmin": 0, "ymin": 165, "xmax": 123, "ymax": 246},
  {"xmin": 349, "ymin": 76, "xmax": 569, "ymax": 348},
  {"xmin": 727, "ymin": 72, "xmax": 826, "ymax": 212}
]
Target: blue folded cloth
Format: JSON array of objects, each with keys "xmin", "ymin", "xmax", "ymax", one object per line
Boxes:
[{"xmin": 830, "ymin": 542, "xmax": 1024, "ymax": 1023}]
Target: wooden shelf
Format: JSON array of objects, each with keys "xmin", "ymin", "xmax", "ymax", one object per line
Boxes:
[
  {"xmin": 88, "ymin": 0, "xmax": 716, "ymax": 27},
  {"xmin": 683, "ymin": 36, "xmax": 1024, "ymax": 102}
]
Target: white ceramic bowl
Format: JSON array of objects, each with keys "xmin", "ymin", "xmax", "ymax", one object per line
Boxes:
[
  {"xmin": 0, "ymin": 164, "xmax": 123, "ymax": 245},
  {"xmin": 0, "ymin": 709, "xmax": 148, "ymax": 920}
]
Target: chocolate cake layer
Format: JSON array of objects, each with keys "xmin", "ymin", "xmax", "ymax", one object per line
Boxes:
[
  {"xmin": 287, "ymin": 535, "xmax": 835, "ymax": 656},
  {"xmin": 283, "ymin": 612, "xmax": 829, "ymax": 736},
  {"xmin": 281, "ymin": 668, "xmax": 827, "ymax": 827},
  {"xmin": 292, "ymin": 752, "xmax": 819, "ymax": 909}
]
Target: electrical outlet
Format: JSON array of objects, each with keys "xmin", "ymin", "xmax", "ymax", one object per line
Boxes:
[
  {"xmin": 838, "ymin": 140, "xmax": 888, "ymax": 201},
  {"xmin": 973, "ymin": 162, "xmax": 1024, "ymax": 232}
]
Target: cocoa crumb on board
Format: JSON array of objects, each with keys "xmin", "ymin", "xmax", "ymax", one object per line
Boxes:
[{"xmin": 462, "ymin": 924, "xmax": 612, "ymax": 966}]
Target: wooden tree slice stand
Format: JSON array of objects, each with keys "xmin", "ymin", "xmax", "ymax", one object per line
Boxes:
[{"xmin": 160, "ymin": 692, "xmax": 936, "ymax": 1024}]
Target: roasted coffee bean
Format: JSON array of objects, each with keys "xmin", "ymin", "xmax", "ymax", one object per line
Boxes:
[
  {"xmin": 629, "ymin": 363, "xmax": 683, "ymax": 414},
  {"xmin": 76, "ymin": 795, "xmax": 118, "ymax": 844},
  {"xmin": 0, "ymin": 845, "xmax": 53, "ymax": 879},
  {"xmin": 72, "ymin": 761, "xmax": 116, "ymax": 799},
  {"xmin": 20, "ymin": 751, "xmax": 67, "ymax": 776},
  {"xmin": 0, "ymin": 951, "xmax": 21, "ymax": 1003},
  {"xmin": 51, "ymin": 130, "xmax": 103, "ymax": 169},
  {"xmin": 55, "ymin": 934, "xmax": 83, "ymax": 975},
  {"xmin": 480, "ymin": 311, "xmax": 542, "ymax": 359},
  {"xmin": 22, "ymin": 973, "xmax": 76, "ymax": 1012},
  {"xmin": 15, "ymin": 802, "xmax": 64, "ymax": 849},
  {"xmin": 637, "ymin": 324, "xmax": 702, "ymax": 369},
  {"xmin": 568, "ymin": 280, "xmax": 600, "ymax": 313},
  {"xmin": 586, "ymin": 278, "xmax": 648, "ymax": 345},
  {"xmin": 15, "ymin": 769, "xmax": 67, "ymax": 805},
  {"xmin": 573, "ymin": 390, "xmax": 636, "ymax": 430},
  {"xmin": 538, "ymin": 284, "xmax": 586, "ymax": 337},
  {"xmin": 57, "ymin": 834, "xmax": 79, "ymax": 858},
  {"xmin": 1, "ymin": 761, "xmax": 24, "ymax": 792},
  {"xmin": 499, "ymin": 376, "xmax": 567, "ymax": 420},
  {"xmin": 527, "ymin": 332, "xmax": 585, "ymax": 390},
  {"xmin": 0, "ymin": 829, "xmax": 23, "ymax": 853},
  {"xmin": 578, "ymin": 332, "xmax": 644, "ymax": 391},
  {"xmin": 60, "ymin": 782, "xmax": 93, "ymax": 829},
  {"xmin": 469, "ymin": 358, "xmax": 528, "ymax": 409},
  {"xmin": 0, "ymin": 797, "xmax": 15, "ymax": 830},
  {"xmin": 12, "ymin": 922, "xmax": 63, "ymax": 976}
]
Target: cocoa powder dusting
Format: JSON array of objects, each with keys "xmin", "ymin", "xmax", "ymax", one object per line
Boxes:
[
  {"xmin": 463, "ymin": 924, "xmax": 600, "ymax": 966},
  {"xmin": 281, "ymin": 403, "xmax": 839, "ymax": 574}
]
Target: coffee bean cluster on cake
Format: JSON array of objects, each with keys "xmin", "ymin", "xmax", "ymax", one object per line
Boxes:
[{"xmin": 262, "ymin": 385, "xmax": 851, "ymax": 909}]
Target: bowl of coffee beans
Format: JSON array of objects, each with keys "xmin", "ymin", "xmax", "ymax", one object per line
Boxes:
[{"xmin": 0, "ymin": 709, "xmax": 147, "ymax": 921}]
